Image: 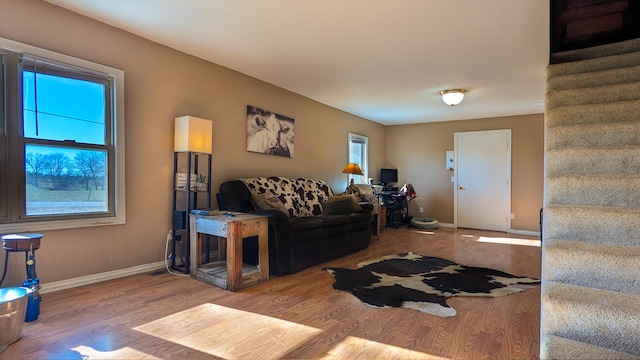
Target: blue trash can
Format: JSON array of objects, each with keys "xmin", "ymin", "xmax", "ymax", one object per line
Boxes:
[{"xmin": 0, "ymin": 287, "xmax": 31, "ymax": 346}]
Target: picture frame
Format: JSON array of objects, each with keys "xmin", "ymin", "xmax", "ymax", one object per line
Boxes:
[{"xmin": 246, "ymin": 105, "xmax": 294, "ymax": 158}]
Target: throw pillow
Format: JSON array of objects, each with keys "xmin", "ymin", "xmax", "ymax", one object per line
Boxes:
[
  {"xmin": 325, "ymin": 194, "xmax": 359, "ymax": 204},
  {"xmin": 321, "ymin": 194, "xmax": 362, "ymax": 214},
  {"xmin": 252, "ymin": 193, "xmax": 290, "ymax": 217}
]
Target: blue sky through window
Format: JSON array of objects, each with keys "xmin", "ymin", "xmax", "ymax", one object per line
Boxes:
[{"xmin": 23, "ymin": 71, "xmax": 105, "ymax": 145}]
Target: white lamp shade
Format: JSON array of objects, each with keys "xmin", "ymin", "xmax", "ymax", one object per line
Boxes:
[
  {"xmin": 440, "ymin": 89, "xmax": 466, "ymax": 106},
  {"xmin": 174, "ymin": 116, "xmax": 213, "ymax": 153}
]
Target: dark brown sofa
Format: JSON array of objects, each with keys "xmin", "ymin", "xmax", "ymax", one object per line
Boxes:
[{"xmin": 217, "ymin": 177, "xmax": 372, "ymax": 275}]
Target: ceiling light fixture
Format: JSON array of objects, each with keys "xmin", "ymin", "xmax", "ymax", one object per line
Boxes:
[{"xmin": 440, "ymin": 89, "xmax": 466, "ymax": 106}]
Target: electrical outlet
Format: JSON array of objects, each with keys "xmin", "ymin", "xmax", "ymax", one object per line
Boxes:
[
  {"xmin": 419, "ymin": 207, "xmax": 424, "ymax": 213},
  {"xmin": 510, "ymin": 213, "xmax": 515, "ymax": 219}
]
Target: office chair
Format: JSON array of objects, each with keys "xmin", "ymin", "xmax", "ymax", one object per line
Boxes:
[
  {"xmin": 381, "ymin": 193, "xmax": 408, "ymax": 228},
  {"xmin": 382, "ymin": 183, "xmax": 417, "ymax": 229}
]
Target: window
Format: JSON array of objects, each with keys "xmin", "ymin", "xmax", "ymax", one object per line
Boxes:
[
  {"xmin": 348, "ymin": 133, "xmax": 368, "ymax": 184},
  {"xmin": 0, "ymin": 52, "xmax": 7, "ymax": 222},
  {"xmin": 0, "ymin": 37, "xmax": 125, "ymax": 232}
]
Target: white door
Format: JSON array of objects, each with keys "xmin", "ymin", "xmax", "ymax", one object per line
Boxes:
[{"xmin": 454, "ymin": 130, "xmax": 511, "ymax": 232}]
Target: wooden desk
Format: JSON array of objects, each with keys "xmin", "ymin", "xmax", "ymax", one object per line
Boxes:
[{"xmin": 190, "ymin": 212, "xmax": 268, "ymax": 291}]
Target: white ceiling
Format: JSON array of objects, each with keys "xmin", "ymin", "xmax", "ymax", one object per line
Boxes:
[{"xmin": 44, "ymin": 0, "xmax": 549, "ymax": 125}]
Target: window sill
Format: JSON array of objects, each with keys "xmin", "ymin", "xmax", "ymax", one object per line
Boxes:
[{"xmin": 0, "ymin": 214, "xmax": 125, "ymax": 233}]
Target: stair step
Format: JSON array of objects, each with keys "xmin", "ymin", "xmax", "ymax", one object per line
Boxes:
[
  {"xmin": 548, "ymin": 64, "xmax": 640, "ymax": 91},
  {"xmin": 546, "ymin": 175, "xmax": 640, "ymax": 208},
  {"xmin": 546, "ymin": 82, "xmax": 640, "ymax": 108},
  {"xmin": 549, "ymin": 51, "xmax": 640, "ymax": 76},
  {"xmin": 546, "ymin": 147, "xmax": 640, "ymax": 176},
  {"xmin": 549, "ymin": 48, "xmax": 640, "ymax": 77},
  {"xmin": 543, "ymin": 240, "xmax": 640, "ymax": 295},
  {"xmin": 541, "ymin": 334, "xmax": 640, "ymax": 360},
  {"xmin": 546, "ymin": 122, "xmax": 640, "ymax": 149},
  {"xmin": 546, "ymin": 99, "xmax": 640, "ymax": 127},
  {"xmin": 550, "ymin": 38, "xmax": 640, "ymax": 64},
  {"xmin": 543, "ymin": 205, "xmax": 640, "ymax": 247},
  {"xmin": 541, "ymin": 281, "xmax": 640, "ymax": 356}
]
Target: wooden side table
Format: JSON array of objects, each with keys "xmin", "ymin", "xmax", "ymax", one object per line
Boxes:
[
  {"xmin": 189, "ymin": 212, "xmax": 268, "ymax": 291},
  {"xmin": 379, "ymin": 205, "xmax": 387, "ymax": 229},
  {"xmin": 369, "ymin": 203, "xmax": 381, "ymax": 241}
]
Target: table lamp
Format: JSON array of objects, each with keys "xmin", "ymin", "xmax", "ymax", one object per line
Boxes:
[{"xmin": 342, "ymin": 163, "xmax": 364, "ymax": 186}]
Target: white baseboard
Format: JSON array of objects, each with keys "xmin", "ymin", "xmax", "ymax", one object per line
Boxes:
[
  {"xmin": 40, "ymin": 260, "xmax": 167, "ymax": 294},
  {"xmin": 438, "ymin": 222, "xmax": 455, "ymax": 228},
  {"xmin": 434, "ymin": 222, "xmax": 540, "ymax": 237},
  {"xmin": 508, "ymin": 229, "xmax": 541, "ymax": 237}
]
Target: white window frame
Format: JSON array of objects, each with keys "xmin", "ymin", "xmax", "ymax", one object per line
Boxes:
[
  {"xmin": 348, "ymin": 132, "xmax": 368, "ymax": 184},
  {"xmin": 0, "ymin": 36, "xmax": 125, "ymax": 232}
]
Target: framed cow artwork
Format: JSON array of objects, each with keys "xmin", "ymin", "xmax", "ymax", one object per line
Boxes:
[{"xmin": 246, "ymin": 105, "xmax": 295, "ymax": 158}]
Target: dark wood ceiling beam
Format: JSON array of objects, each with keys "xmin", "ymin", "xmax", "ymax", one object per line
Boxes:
[
  {"xmin": 550, "ymin": 0, "xmax": 639, "ymax": 56},
  {"xmin": 561, "ymin": 1, "xmax": 628, "ymax": 21}
]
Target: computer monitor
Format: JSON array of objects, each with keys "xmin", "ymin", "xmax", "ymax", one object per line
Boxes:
[{"xmin": 379, "ymin": 168, "xmax": 398, "ymax": 186}]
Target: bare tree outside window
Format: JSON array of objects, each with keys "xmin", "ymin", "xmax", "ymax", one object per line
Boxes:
[
  {"xmin": 43, "ymin": 152, "xmax": 71, "ymax": 190},
  {"xmin": 25, "ymin": 152, "xmax": 46, "ymax": 188},
  {"xmin": 74, "ymin": 151, "xmax": 105, "ymax": 191},
  {"xmin": 25, "ymin": 146, "xmax": 108, "ymax": 215}
]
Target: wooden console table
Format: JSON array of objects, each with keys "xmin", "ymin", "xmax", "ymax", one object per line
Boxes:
[{"xmin": 189, "ymin": 212, "xmax": 268, "ymax": 291}]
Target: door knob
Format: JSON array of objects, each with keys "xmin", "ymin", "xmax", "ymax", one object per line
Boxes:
[{"xmin": 459, "ymin": 186, "xmax": 465, "ymax": 190}]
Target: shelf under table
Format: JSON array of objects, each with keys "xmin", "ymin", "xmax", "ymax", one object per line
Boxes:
[{"xmin": 195, "ymin": 261, "xmax": 263, "ymax": 290}]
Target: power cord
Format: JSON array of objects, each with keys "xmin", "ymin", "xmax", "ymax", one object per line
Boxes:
[{"xmin": 165, "ymin": 230, "xmax": 189, "ymax": 277}]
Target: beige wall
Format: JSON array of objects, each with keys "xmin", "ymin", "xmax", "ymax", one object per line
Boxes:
[
  {"xmin": 0, "ymin": 0, "xmax": 386, "ymax": 285},
  {"xmin": 386, "ymin": 114, "xmax": 544, "ymax": 232}
]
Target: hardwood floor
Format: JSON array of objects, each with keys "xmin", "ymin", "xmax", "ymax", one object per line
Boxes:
[{"xmin": 3, "ymin": 227, "xmax": 541, "ymax": 359}]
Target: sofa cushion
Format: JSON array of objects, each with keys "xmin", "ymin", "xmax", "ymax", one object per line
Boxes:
[
  {"xmin": 323, "ymin": 222, "xmax": 352, "ymax": 238},
  {"xmin": 290, "ymin": 227, "xmax": 325, "ymax": 246},
  {"xmin": 347, "ymin": 212, "xmax": 372, "ymax": 223},
  {"xmin": 315, "ymin": 214, "xmax": 351, "ymax": 227},
  {"xmin": 289, "ymin": 217, "xmax": 324, "ymax": 231}
]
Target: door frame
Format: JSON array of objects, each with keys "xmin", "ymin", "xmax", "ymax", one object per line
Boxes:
[{"xmin": 453, "ymin": 129, "xmax": 511, "ymax": 231}]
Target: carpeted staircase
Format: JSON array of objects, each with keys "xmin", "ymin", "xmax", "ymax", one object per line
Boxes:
[{"xmin": 541, "ymin": 38, "xmax": 640, "ymax": 359}]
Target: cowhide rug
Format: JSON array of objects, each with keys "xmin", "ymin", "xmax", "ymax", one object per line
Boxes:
[{"xmin": 323, "ymin": 252, "xmax": 540, "ymax": 317}]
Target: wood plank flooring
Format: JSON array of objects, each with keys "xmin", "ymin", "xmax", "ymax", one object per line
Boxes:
[{"xmin": 2, "ymin": 227, "xmax": 541, "ymax": 359}]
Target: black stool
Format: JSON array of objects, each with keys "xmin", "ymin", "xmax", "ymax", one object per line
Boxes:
[{"xmin": 1, "ymin": 233, "xmax": 43, "ymax": 322}]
